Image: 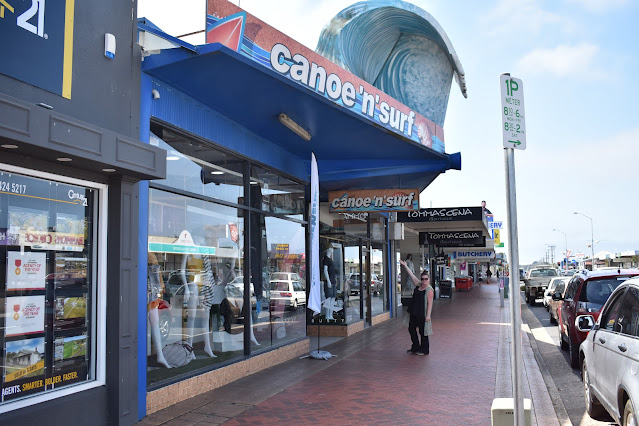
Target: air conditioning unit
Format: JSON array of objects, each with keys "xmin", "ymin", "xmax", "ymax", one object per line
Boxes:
[{"xmin": 491, "ymin": 398, "xmax": 531, "ymax": 426}]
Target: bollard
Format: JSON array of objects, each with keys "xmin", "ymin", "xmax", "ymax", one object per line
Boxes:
[{"xmin": 503, "ymin": 277, "xmax": 509, "ymax": 299}]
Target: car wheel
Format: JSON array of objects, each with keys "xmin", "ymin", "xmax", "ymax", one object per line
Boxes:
[
  {"xmin": 559, "ymin": 327, "xmax": 569, "ymax": 351},
  {"xmin": 549, "ymin": 311, "xmax": 557, "ymax": 325},
  {"xmin": 582, "ymin": 361, "xmax": 605, "ymax": 419},
  {"xmin": 158, "ymin": 312, "xmax": 171, "ymax": 343},
  {"xmin": 525, "ymin": 293, "xmax": 529, "ymax": 303},
  {"xmin": 528, "ymin": 296, "xmax": 535, "ymax": 306},
  {"xmin": 624, "ymin": 399, "xmax": 637, "ymax": 426},
  {"xmin": 291, "ymin": 299, "xmax": 297, "ymax": 310},
  {"xmin": 569, "ymin": 332, "xmax": 579, "ymax": 368}
]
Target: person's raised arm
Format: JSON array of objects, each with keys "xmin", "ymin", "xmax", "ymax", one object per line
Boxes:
[{"xmin": 399, "ymin": 259, "xmax": 420, "ymax": 287}]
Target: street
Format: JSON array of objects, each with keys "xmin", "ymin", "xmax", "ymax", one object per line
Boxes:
[{"xmin": 522, "ymin": 294, "xmax": 616, "ymax": 425}]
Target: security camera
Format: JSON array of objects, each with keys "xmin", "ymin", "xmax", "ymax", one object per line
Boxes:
[{"xmin": 151, "ymin": 89, "xmax": 160, "ymax": 100}]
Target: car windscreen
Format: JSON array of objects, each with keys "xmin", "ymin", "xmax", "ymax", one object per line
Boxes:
[
  {"xmin": 530, "ymin": 269, "xmax": 558, "ymax": 277},
  {"xmin": 271, "ymin": 282, "xmax": 289, "ymax": 291},
  {"xmin": 270, "ymin": 273, "xmax": 287, "ymax": 280},
  {"xmin": 580, "ymin": 278, "xmax": 625, "ymax": 304}
]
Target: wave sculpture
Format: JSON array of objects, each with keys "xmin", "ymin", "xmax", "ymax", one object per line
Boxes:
[{"xmin": 316, "ymin": 0, "xmax": 466, "ymax": 127}]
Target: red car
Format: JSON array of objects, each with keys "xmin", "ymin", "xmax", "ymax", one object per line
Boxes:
[{"xmin": 553, "ymin": 268, "xmax": 639, "ymax": 368}]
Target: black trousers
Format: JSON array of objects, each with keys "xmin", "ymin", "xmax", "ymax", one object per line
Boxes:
[{"xmin": 408, "ymin": 315, "xmax": 429, "ymax": 354}]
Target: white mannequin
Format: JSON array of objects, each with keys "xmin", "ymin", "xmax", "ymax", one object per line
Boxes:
[
  {"xmin": 147, "ymin": 252, "xmax": 170, "ymax": 368},
  {"xmin": 322, "ymin": 249, "xmax": 342, "ymax": 318},
  {"xmin": 181, "ymin": 253, "xmax": 216, "ymax": 358}
]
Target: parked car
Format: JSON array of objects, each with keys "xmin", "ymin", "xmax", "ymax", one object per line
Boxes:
[
  {"xmin": 548, "ymin": 278, "xmax": 568, "ymax": 325},
  {"xmin": 578, "ymin": 277, "xmax": 639, "ymax": 425},
  {"xmin": 544, "ymin": 277, "xmax": 569, "ymax": 310},
  {"xmin": 561, "ymin": 269, "xmax": 577, "ymax": 276},
  {"xmin": 554, "ymin": 268, "xmax": 639, "ymax": 367},
  {"xmin": 524, "ymin": 265, "xmax": 560, "ymax": 306},
  {"xmin": 269, "ymin": 279, "xmax": 306, "ymax": 310},
  {"xmin": 347, "ymin": 273, "xmax": 382, "ymax": 295}
]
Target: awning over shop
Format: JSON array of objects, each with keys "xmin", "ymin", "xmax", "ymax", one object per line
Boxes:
[{"xmin": 140, "ymin": 22, "xmax": 461, "ymax": 198}]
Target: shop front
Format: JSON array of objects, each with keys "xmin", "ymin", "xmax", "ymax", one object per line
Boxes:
[
  {"xmin": 0, "ymin": 0, "xmax": 166, "ymax": 423},
  {"xmin": 138, "ymin": 0, "xmax": 463, "ymax": 417},
  {"xmin": 397, "ymin": 207, "xmax": 492, "ymax": 300}
]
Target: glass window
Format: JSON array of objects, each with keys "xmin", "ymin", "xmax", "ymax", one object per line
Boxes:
[
  {"xmin": 564, "ymin": 279, "xmax": 579, "ymax": 301},
  {"xmin": 0, "ymin": 168, "xmax": 99, "ymax": 405},
  {"xmin": 600, "ymin": 290, "xmax": 625, "ymax": 332},
  {"xmin": 250, "ymin": 165, "xmax": 305, "ymax": 216},
  {"xmin": 147, "ymin": 188, "xmax": 246, "ymax": 388},
  {"xmin": 581, "ymin": 278, "xmax": 624, "ymax": 304},
  {"xmin": 615, "ymin": 287, "xmax": 639, "ymax": 336},
  {"xmin": 149, "ymin": 127, "xmax": 244, "ymax": 205},
  {"xmin": 251, "ymin": 215, "xmax": 307, "ymax": 352}
]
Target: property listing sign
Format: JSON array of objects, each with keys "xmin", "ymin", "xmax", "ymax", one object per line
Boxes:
[
  {"xmin": 7, "ymin": 251, "xmax": 46, "ymax": 291},
  {"xmin": 206, "ymin": 0, "xmax": 446, "ymax": 153},
  {"xmin": 328, "ymin": 189, "xmax": 419, "ymax": 213},
  {"xmin": 5, "ymin": 295, "xmax": 45, "ymax": 337}
]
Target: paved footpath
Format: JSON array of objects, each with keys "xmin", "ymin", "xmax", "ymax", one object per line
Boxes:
[{"xmin": 139, "ymin": 282, "xmax": 564, "ymax": 425}]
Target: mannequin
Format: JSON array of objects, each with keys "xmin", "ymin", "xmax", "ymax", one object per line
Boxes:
[
  {"xmin": 321, "ymin": 248, "xmax": 342, "ymax": 318},
  {"xmin": 213, "ymin": 258, "xmax": 259, "ymax": 348},
  {"xmin": 180, "ymin": 251, "xmax": 216, "ymax": 359},
  {"xmin": 147, "ymin": 252, "xmax": 171, "ymax": 368}
]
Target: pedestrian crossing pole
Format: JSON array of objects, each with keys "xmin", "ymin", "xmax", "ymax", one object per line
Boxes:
[{"xmin": 501, "ymin": 72, "xmax": 527, "ymax": 426}]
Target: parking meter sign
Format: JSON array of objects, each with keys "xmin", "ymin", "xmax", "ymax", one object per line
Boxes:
[{"xmin": 500, "ymin": 74, "xmax": 526, "ymax": 150}]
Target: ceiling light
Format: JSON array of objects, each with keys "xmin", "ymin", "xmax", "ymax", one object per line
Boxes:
[
  {"xmin": 278, "ymin": 113, "xmax": 311, "ymax": 141},
  {"xmin": 1, "ymin": 144, "xmax": 18, "ymax": 149},
  {"xmin": 56, "ymin": 157, "xmax": 72, "ymax": 162},
  {"xmin": 166, "ymin": 156, "xmax": 180, "ymax": 161},
  {"xmin": 102, "ymin": 168, "xmax": 116, "ymax": 172},
  {"xmin": 211, "ymin": 171, "xmax": 224, "ymax": 175}
]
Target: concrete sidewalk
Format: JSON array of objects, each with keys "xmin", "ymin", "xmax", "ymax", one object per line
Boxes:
[{"xmin": 139, "ymin": 282, "xmax": 565, "ymax": 425}]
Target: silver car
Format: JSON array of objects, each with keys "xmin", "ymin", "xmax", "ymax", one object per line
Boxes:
[{"xmin": 578, "ymin": 277, "xmax": 639, "ymax": 425}]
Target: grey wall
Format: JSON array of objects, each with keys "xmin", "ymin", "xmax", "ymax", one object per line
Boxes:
[{"xmin": 0, "ymin": 0, "xmax": 141, "ymax": 139}]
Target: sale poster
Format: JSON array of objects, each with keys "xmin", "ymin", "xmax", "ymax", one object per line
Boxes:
[
  {"xmin": 4, "ymin": 337, "xmax": 45, "ymax": 383},
  {"xmin": 5, "ymin": 296, "xmax": 46, "ymax": 337},
  {"xmin": 6, "ymin": 251, "xmax": 46, "ymax": 291}
]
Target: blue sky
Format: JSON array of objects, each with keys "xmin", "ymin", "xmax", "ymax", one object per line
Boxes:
[{"xmin": 139, "ymin": 0, "xmax": 639, "ymax": 265}]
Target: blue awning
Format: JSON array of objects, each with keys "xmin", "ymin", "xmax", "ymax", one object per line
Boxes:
[{"xmin": 141, "ymin": 31, "xmax": 461, "ymax": 195}]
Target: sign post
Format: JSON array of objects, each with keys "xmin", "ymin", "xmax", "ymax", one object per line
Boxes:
[
  {"xmin": 500, "ymin": 75, "xmax": 526, "ymax": 150},
  {"xmin": 501, "ymin": 73, "xmax": 526, "ymax": 426}
]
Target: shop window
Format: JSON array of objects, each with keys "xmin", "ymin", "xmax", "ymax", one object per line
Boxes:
[
  {"xmin": 149, "ymin": 127, "xmax": 245, "ymax": 206},
  {"xmin": 147, "ymin": 189, "xmax": 247, "ymax": 388},
  {"xmin": 250, "ymin": 215, "xmax": 307, "ymax": 352},
  {"xmin": 250, "ymin": 165, "xmax": 305, "ymax": 216},
  {"xmin": 0, "ymin": 167, "xmax": 102, "ymax": 409}
]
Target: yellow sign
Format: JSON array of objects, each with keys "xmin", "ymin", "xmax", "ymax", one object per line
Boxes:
[
  {"xmin": 494, "ymin": 229, "xmax": 501, "ymax": 245},
  {"xmin": 5, "ymin": 359, "xmax": 44, "ymax": 382}
]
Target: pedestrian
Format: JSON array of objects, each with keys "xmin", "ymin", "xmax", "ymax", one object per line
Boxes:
[
  {"xmin": 400, "ymin": 259, "xmax": 433, "ymax": 356},
  {"xmin": 487, "ymin": 268, "xmax": 492, "ymax": 283}
]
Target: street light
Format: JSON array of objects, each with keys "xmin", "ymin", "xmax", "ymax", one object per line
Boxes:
[
  {"xmin": 574, "ymin": 212, "xmax": 595, "ymax": 270},
  {"xmin": 553, "ymin": 229, "xmax": 568, "ymax": 270}
]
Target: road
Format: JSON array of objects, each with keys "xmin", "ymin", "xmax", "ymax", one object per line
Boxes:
[{"xmin": 522, "ymin": 295, "xmax": 616, "ymax": 425}]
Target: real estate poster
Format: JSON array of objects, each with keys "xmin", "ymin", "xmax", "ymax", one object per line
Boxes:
[
  {"xmin": 2, "ymin": 337, "xmax": 48, "ymax": 401},
  {"xmin": 7, "ymin": 206, "xmax": 49, "ymax": 247},
  {"xmin": 6, "ymin": 251, "xmax": 47, "ymax": 291},
  {"xmin": 55, "ymin": 213, "xmax": 85, "ymax": 252},
  {"xmin": 4, "ymin": 337, "xmax": 45, "ymax": 383},
  {"xmin": 54, "ymin": 334, "xmax": 87, "ymax": 365},
  {"xmin": 54, "ymin": 296, "xmax": 87, "ymax": 330},
  {"xmin": 5, "ymin": 296, "xmax": 46, "ymax": 337}
]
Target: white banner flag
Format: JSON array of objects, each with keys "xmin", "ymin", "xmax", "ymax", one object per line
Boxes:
[{"xmin": 308, "ymin": 153, "xmax": 321, "ymax": 315}]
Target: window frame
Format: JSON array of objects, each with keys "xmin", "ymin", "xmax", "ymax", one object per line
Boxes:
[{"xmin": 0, "ymin": 163, "xmax": 107, "ymax": 414}]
